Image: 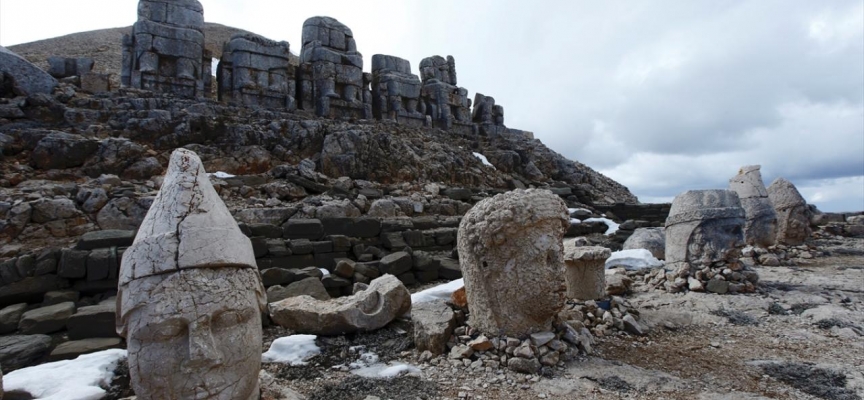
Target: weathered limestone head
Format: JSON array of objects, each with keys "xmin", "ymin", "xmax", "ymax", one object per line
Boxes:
[
  {"xmin": 457, "ymin": 189, "xmax": 569, "ymax": 337},
  {"xmin": 728, "ymin": 165, "xmax": 777, "ymax": 247},
  {"xmin": 117, "ymin": 148, "xmax": 266, "ymax": 400},
  {"xmin": 419, "ymin": 55, "xmax": 457, "ymax": 85},
  {"xmin": 665, "ymin": 190, "xmax": 746, "ymax": 271},
  {"xmin": 137, "ymin": 0, "xmax": 204, "ymax": 31},
  {"xmin": 767, "ymin": 177, "xmax": 811, "ymax": 245},
  {"xmin": 371, "ymin": 54, "xmax": 413, "ymax": 76}
]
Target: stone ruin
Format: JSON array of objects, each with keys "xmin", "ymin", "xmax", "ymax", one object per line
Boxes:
[
  {"xmin": 121, "ymin": 0, "xmax": 212, "ymax": 98},
  {"xmin": 419, "ymin": 55, "xmax": 473, "ymax": 133},
  {"xmin": 0, "ymin": 46, "xmax": 58, "ymax": 96},
  {"xmin": 117, "ymin": 148, "xmax": 266, "ymax": 399},
  {"xmin": 664, "ymin": 189, "xmax": 759, "ymax": 294},
  {"xmin": 457, "ymin": 189, "xmax": 569, "ymax": 337},
  {"xmin": 298, "ymin": 16, "xmax": 370, "ymax": 119},
  {"xmin": 218, "ymin": 33, "xmax": 295, "ymax": 110},
  {"xmin": 768, "ymin": 177, "xmax": 812, "ymax": 246},
  {"xmin": 729, "ymin": 165, "xmax": 777, "ymax": 247},
  {"xmin": 370, "ymin": 55, "xmax": 425, "ymax": 126}
]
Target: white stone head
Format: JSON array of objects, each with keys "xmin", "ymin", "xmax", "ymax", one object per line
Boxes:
[{"xmin": 117, "ymin": 148, "xmax": 266, "ymax": 400}]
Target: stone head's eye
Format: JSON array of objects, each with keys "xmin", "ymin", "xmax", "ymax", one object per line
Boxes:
[
  {"xmin": 212, "ymin": 309, "xmax": 252, "ymax": 330},
  {"xmin": 135, "ymin": 320, "xmax": 185, "ymax": 342}
]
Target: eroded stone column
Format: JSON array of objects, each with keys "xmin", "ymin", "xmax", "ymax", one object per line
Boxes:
[
  {"xmin": 457, "ymin": 189, "xmax": 569, "ymax": 337},
  {"xmin": 563, "ymin": 245, "xmax": 611, "ymax": 300},
  {"xmin": 767, "ymin": 178, "xmax": 811, "ymax": 246},
  {"xmin": 116, "ymin": 148, "xmax": 266, "ymax": 400}
]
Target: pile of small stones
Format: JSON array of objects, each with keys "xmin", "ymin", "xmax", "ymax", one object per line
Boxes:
[
  {"xmin": 423, "ymin": 316, "xmax": 595, "ymax": 375},
  {"xmin": 740, "ymin": 244, "xmax": 822, "ymax": 267},
  {"xmin": 641, "ymin": 259, "xmax": 759, "ymax": 295},
  {"xmin": 558, "ymin": 297, "xmax": 647, "ymax": 338}
]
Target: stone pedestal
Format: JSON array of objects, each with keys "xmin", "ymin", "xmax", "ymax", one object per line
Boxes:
[{"xmin": 563, "ymin": 245, "xmax": 611, "ymax": 300}]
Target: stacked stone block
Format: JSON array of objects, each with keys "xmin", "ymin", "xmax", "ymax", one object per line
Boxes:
[
  {"xmin": 371, "ymin": 55, "xmax": 425, "ymax": 126},
  {"xmin": 298, "ymin": 16, "xmax": 370, "ymax": 119},
  {"xmin": 122, "ymin": 0, "xmax": 211, "ymax": 98},
  {"xmin": 419, "ymin": 55, "xmax": 473, "ymax": 133},
  {"xmin": 218, "ymin": 33, "xmax": 295, "ymax": 110}
]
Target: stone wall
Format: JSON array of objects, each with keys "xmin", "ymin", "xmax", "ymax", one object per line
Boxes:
[{"xmin": 593, "ymin": 203, "xmax": 671, "ymax": 226}]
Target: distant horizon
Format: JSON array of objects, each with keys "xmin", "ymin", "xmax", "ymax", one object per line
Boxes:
[{"xmin": 2, "ymin": 0, "xmax": 862, "ymax": 212}]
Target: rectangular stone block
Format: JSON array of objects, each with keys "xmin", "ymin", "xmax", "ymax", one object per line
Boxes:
[
  {"xmin": 269, "ymin": 255, "xmax": 316, "ymax": 270},
  {"xmin": 59, "ymin": 249, "xmax": 88, "ymax": 279},
  {"xmin": 86, "ymin": 249, "xmax": 115, "ymax": 282},
  {"xmin": 283, "ymin": 219, "xmax": 324, "ymax": 240}
]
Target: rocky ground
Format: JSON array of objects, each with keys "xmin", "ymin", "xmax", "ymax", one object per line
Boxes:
[{"xmin": 112, "ymin": 235, "xmax": 864, "ymax": 400}]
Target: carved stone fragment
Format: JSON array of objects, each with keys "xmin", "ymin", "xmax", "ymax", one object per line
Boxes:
[
  {"xmin": 729, "ymin": 165, "xmax": 777, "ymax": 247},
  {"xmin": 767, "ymin": 178, "xmax": 811, "ymax": 246},
  {"xmin": 117, "ymin": 148, "xmax": 266, "ymax": 400}
]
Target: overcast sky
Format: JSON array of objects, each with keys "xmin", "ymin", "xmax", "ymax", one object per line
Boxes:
[{"xmin": 2, "ymin": 0, "xmax": 862, "ymax": 212}]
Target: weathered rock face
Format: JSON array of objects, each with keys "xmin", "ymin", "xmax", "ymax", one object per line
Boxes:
[
  {"xmin": 419, "ymin": 55, "xmax": 472, "ymax": 132},
  {"xmin": 563, "ymin": 245, "xmax": 610, "ymax": 301},
  {"xmin": 412, "ymin": 300, "xmax": 456, "ymax": 355},
  {"xmin": 665, "ymin": 190, "xmax": 747, "ymax": 275},
  {"xmin": 218, "ymin": 33, "xmax": 295, "ymax": 110},
  {"xmin": 117, "ymin": 148, "xmax": 266, "ymax": 400},
  {"xmin": 298, "ymin": 16, "xmax": 369, "ymax": 119},
  {"xmin": 622, "ymin": 227, "xmax": 666, "ymax": 260},
  {"xmin": 0, "ymin": 46, "xmax": 58, "ymax": 96},
  {"xmin": 122, "ymin": 0, "xmax": 211, "ymax": 98},
  {"xmin": 728, "ymin": 165, "xmax": 777, "ymax": 247},
  {"xmin": 371, "ymin": 55, "xmax": 425, "ymax": 126},
  {"xmin": 472, "ymin": 93, "xmax": 504, "ymax": 126},
  {"xmin": 457, "ymin": 189, "xmax": 568, "ymax": 337},
  {"xmin": 767, "ymin": 178, "xmax": 811, "ymax": 246},
  {"xmin": 268, "ymin": 274, "xmax": 411, "ymax": 335}
]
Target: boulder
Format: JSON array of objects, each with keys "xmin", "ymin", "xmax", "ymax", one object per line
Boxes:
[
  {"xmin": 412, "ymin": 300, "xmax": 456, "ymax": 355},
  {"xmin": 457, "ymin": 189, "xmax": 568, "ymax": 336},
  {"xmin": 0, "ymin": 334, "xmax": 53, "ymax": 370},
  {"xmin": 379, "ymin": 251, "xmax": 412, "ymax": 275},
  {"xmin": 767, "ymin": 178, "xmax": 811, "ymax": 246},
  {"xmin": 30, "ymin": 132, "xmax": 99, "ymax": 170},
  {"xmin": 18, "ymin": 301, "xmax": 76, "ymax": 334},
  {"xmin": 622, "ymin": 227, "xmax": 665, "ymax": 260},
  {"xmin": 0, "ymin": 46, "xmax": 58, "ymax": 95},
  {"xmin": 269, "ymin": 274, "xmax": 411, "ymax": 335}
]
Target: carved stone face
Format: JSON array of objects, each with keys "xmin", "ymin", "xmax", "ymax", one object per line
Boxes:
[
  {"xmin": 120, "ymin": 268, "xmax": 263, "ymax": 400},
  {"xmin": 687, "ymin": 218, "xmax": 746, "ymax": 266}
]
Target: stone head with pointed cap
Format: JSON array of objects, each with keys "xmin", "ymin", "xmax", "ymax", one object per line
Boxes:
[{"xmin": 117, "ymin": 148, "xmax": 266, "ymax": 400}]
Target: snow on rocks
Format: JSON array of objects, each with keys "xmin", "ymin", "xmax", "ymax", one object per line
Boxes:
[
  {"xmin": 3, "ymin": 349, "xmax": 127, "ymax": 400},
  {"xmin": 584, "ymin": 217, "xmax": 620, "ymax": 235},
  {"xmin": 472, "ymin": 152, "xmax": 496, "ymax": 169},
  {"xmin": 605, "ymin": 249, "xmax": 664, "ymax": 271},
  {"xmin": 411, "ymin": 278, "xmax": 464, "ymax": 304},
  {"xmin": 262, "ymin": 335, "xmax": 321, "ymax": 365}
]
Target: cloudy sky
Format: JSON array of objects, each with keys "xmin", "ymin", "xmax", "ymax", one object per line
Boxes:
[{"xmin": 2, "ymin": 0, "xmax": 862, "ymax": 211}]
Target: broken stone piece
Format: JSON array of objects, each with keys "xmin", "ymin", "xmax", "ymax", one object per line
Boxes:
[
  {"xmin": 268, "ymin": 274, "xmax": 411, "ymax": 335},
  {"xmin": 457, "ymin": 189, "xmax": 568, "ymax": 337},
  {"xmin": 767, "ymin": 178, "xmax": 811, "ymax": 246},
  {"xmin": 665, "ymin": 190, "xmax": 746, "ymax": 273},
  {"xmin": 117, "ymin": 148, "xmax": 266, "ymax": 400}
]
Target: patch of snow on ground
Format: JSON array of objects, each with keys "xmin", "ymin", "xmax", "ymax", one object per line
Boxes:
[
  {"xmin": 570, "ymin": 218, "xmax": 582, "ymax": 224},
  {"xmin": 352, "ymin": 362, "xmax": 423, "ymax": 379},
  {"xmin": 262, "ymin": 335, "xmax": 320, "ymax": 365},
  {"xmin": 568, "ymin": 208, "xmax": 591, "ymax": 215},
  {"xmin": 411, "ymin": 278, "xmax": 464, "ymax": 304},
  {"xmin": 349, "ymin": 351, "xmax": 380, "ymax": 369},
  {"xmin": 3, "ymin": 349, "xmax": 127, "ymax": 400},
  {"xmin": 319, "ymin": 268, "xmax": 330, "ymax": 276},
  {"xmin": 605, "ymin": 249, "xmax": 664, "ymax": 270},
  {"xmin": 210, "ymin": 171, "xmax": 235, "ymax": 178},
  {"xmin": 584, "ymin": 217, "xmax": 620, "ymax": 235},
  {"xmin": 472, "ymin": 152, "xmax": 496, "ymax": 169}
]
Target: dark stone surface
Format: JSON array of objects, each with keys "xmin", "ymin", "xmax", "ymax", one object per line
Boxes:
[
  {"xmin": 0, "ymin": 334, "xmax": 53, "ymax": 370},
  {"xmin": 58, "ymin": 249, "xmax": 89, "ymax": 279},
  {"xmin": 283, "ymin": 219, "xmax": 324, "ymax": 240},
  {"xmin": 74, "ymin": 230, "xmax": 136, "ymax": 250},
  {"xmin": 66, "ymin": 302, "xmax": 117, "ymax": 340},
  {"xmin": 0, "ymin": 275, "xmax": 69, "ymax": 308},
  {"xmin": 379, "ymin": 252, "xmax": 412, "ymax": 276}
]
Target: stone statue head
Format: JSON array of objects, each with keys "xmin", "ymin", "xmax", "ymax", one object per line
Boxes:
[
  {"xmin": 117, "ymin": 149, "xmax": 266, "ymax": 400},
  {"xmin": 665, "ymin": 190, "xmax": 746, "ymax": 271},
  {"xmin": 728, "ymin": 165, "xmax": 777, "ymax": 247}
]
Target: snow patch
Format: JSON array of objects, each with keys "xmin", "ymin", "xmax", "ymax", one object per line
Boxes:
[
  {"xmin": 352, "ymin": 362, "xmax": 423, "ymax": 379},
  {"xmin": 472, "ymin": 152, "xmax": 496, "ymax": 169},
  {"xmin": 606, "ymin": 249, "xmax": 664, "ymax": 270},
  {"xmin": 584, "ymin": 217, "xmax": 620, "ymax": 235},
  {"xmin": 411, "ymin": 278, "xmax": 464, "ymax": 304},
  {"xmin": 319, "ymin": 268, "xmax": 330, "ymax": 276},
  {"xmin": 570, "ymin": 218, "xmax": 582, "ymax": 225},
  {"xmin": 262, "ymin": 335, "xmax": 321, "ymax": 365},
  {"xmin": 209, "ymin": 171, "xmax": 235, "ymax": 179},
  {"xmin": 3, "ymin": 349, "xmax": 127, "ymax": 400}
]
